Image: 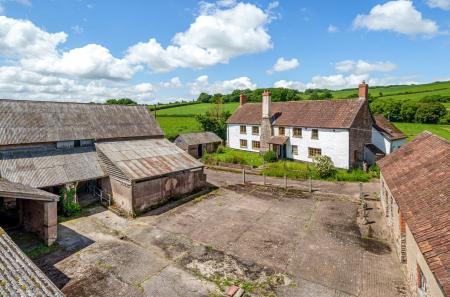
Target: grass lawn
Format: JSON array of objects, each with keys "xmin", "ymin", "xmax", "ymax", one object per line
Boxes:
[
  {"xmin": 203, "ymin": 147, "xmax": 264, "ymax": 167},
  {"xmin": 394, "ymin": 122, "xmax": 450, "ymax": 141},
  {"xmin": 156, "ymin": 116, "xmax": 203, "ymax": 140},
  {"xmin": 155, "ymin": 102, "xmax": 239, "ymax": 116},
  {"xmin": 204, "ymin": 148, "xmax": 378, "ymax": 182},
  {"xmin": 262, "ymin": 161, "xmax": 379, "ymax": 182}
]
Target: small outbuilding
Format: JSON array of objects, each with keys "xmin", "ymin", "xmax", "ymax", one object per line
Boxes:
[{"xmin": 174, "ymin": 132, "xmax": 222, "ymax": 158}]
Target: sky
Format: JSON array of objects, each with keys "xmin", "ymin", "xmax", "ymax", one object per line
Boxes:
[{"xmin": 0, "ymin": 0, "xmax": 449, "ymax": 103}]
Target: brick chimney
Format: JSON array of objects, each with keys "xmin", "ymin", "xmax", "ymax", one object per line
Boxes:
[
  {"xmin": 262, "ymin": 90, "xmax": 271, "ymax": 118},
  {"xmin": 239, "ymin": 93, "xmax": 247, "ymax": 106},
  {"xmin": 359, "ymin": 81, "xmax": 369, "ymax": 100},
  {"xmin": 260, "ymin": 90, "xmax": 272, "ymax": 152}
]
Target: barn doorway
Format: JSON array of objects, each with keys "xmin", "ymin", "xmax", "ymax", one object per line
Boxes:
[
  {"xmin": 197, "ymin": 145, "xmax": 204, "ymax": 158},
  {"xmin": 0, "ymin": 197, "xmax": 20, "ymax": 230}
]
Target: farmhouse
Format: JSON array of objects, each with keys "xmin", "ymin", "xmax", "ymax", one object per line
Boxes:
[
  {"xmin": 226, "ymin": 82, "xmax": 373, "ymax": 169},
  {"xmin": 0, "ymin": 227, "xmax": 64, "ymax": 296},
  {"xmin": 174, "ymin": 132, "xmax": 222, "ymax": 158},
  {"xmin": 0, "ymin": 99, "xmax": 206, "ymax": 244},
  {"xmin": 378, "ymin": 132, "xmax": 449, "ymax": 297}
]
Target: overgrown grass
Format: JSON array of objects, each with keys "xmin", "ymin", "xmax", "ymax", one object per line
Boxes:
[
  {"xmin": 262, "ymin": 161, "xmax": 379, "ymax": 182},
  {"xmin": 203, "ymin": 147, "xmax": 264, "ymax": 167},
  {"xmin": 154, "ymin": 102, "xmax": 239, "ymax": 116}
]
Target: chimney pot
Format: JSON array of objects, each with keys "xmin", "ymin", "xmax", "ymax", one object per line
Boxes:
[
  {"xmin": 262, "ymin": 89, "xmax": 271, "ymax": 118},
  {"xmin": 359, "ymin": 81, "xmax": 369, "ymax": 100},
  {"xmin": 239, "ymin": 93, "xmax": 247, "ymax": 106}
]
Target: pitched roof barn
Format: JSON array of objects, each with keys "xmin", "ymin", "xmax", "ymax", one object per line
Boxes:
[
  {"xmin": 0, "ymin": 147, "xmax": 106, "ymax": 188},
  {"xmin": 0, "ymin": 227, "xmax": 64, "ymax": 297},
  {"xmin": 373, "ymin": 115, "xmax": 407, "ymax": 140},
  {"xmin": 226, "ymin": 99, "xmax": 367, "ymax": 128},
  {"xmin": 96, "ymin": 139, "xmax": 204, "ymax": 182},
  {"xmin": 0, "ymin": 179, "xmax": 59, "ymax": 201},
  {"xmin": 378, "ymin": 132, "xmax": 450, "ymax": 296},
  {"xmin": 0, "ymin": 99, "xmax": 163, "ymax": 146},
  {"xmin": 174, "ymin": 132, "xmax": 222, "ymax": 148}
]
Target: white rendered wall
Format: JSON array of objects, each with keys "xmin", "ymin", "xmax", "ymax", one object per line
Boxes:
[
  {"xmin": 282, "ymin": 127, "xmax": 350, "ymax": 169},
  {"xmin": 372, "ymin": 127, "xmax": 391, "ymax": 154},
  {"xmin": 227, "ymin": 124, "xmax": 261, "ymax": 153}
]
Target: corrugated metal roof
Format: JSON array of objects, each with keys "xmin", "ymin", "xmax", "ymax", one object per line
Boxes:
[
  {"xmin": 0, "ymin": 99, "xmax": 164, "ymax": 146},
  {"xmin": 226, "ymin": 99, "xmax": 365, "ymax": 129},
  {"xmin": 96, "ymin": 139, "xmax": 204, "ymax": 181},
  {"xmin": 0, "ymin": 179, "xmax": 59, "ymax": 201},
  {"xmin": 174, "ymin": 132, "xmax": 222, "ymax": 146},
  {"xmin": 0, "ymin": 147, "xmax": 106, "ymax": 188},
  {"xmin": 0, "ymin": 228, "xmax": 64, "ymax": 297}
]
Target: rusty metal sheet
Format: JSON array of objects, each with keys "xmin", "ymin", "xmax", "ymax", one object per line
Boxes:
[{"xmin": 96, "ymin": 139, "xmax": 204, "ymax": 181}]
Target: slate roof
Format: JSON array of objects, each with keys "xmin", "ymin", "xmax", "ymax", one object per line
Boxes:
[
  {"xmin": 0, "ymin": 228, "xmax": 64, "ymax": 297},
  {"xmin": 0, "ymin": 179, "xmax": 59, "ymax": 201},
  {"xmin": 0, "ymin": 99, "xmax": 164, "ymax": 146},
  {"xmin": 226, "ymin": 99, "xmax": 366, "ymax": 129},
  {"xmin": 96, "ymin": 139, "xmax": 204, "ymax": 182},
  {"xmin": 373, "ymin": 115, "xmax": 407, "ymax": 140},
  {"xmin": 0, "ymin": 147, "xmax": 106, "ymax": 188},
  {"xmin": 377, "ymin": 132, "xmax": 450, "ymax": 296},
  {"xmin": 174, "ymin": 132, "xmax": 222, "ymax": 147}
]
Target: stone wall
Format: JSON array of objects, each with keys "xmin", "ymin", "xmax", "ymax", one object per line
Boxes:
[
  {"xmin": 349, "ymin": 99, "xmax": 373, "ymax": 168},
  {"xmin": 20, "ymin": 200, "xmax": 57, "ymax": 246}
]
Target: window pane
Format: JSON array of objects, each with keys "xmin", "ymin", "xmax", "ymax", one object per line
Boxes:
[
  {"xmin": 292, "ymin": 145, "xmax": 298, "ymax": 155},
  {"xmin": 312, "ymin": 129, "xmax": 319, "ymax": 139},
  {"xmin": 279, "ymin": 127, "xmax": 285, "ymax": 135},
  {"xmin": 293, "ymin": 128, "xmax": 302, "ymax": 137},
  {"xmin": 240, "ymin": 139, "xmax": 247, "ymax": 148},
  {"xmin": 252, "ymin": 126, "xmax": 259, "ymax": 134},
  {"xmin": 240, "ymin": 125, "xmax": 246, "ymax": 134},
  {"xmin": 308, "ymin": 147, "xmax": 321, "ymax": 157},
  {"xmin": 252, "ymin": 141, "xmax": 260, "ymax": 149}
]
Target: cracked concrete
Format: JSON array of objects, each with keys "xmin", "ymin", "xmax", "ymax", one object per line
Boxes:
[{"xmin": 34, "ymin": 183, "xmax": 407, "ymax": 297}]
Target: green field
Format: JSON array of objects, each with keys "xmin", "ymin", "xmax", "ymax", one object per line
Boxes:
[
  {"xmin": 156, "ymin": 116, "xmax": 203, "ymax": 140},
  {"xmin": 393, "ymin": 122, "xmax": 450, "ymax": 140},
  {"xmin": 155, "ymin": 102, "xmax": 239, "ymax": 116}
]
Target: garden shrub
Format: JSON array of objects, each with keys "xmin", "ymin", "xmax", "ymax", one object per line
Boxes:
[
  {"xmin": 415, "ymin": 103, "xmax": 447, "ymax": 124},
  {"xmin": 263, "ymin": 150, "xmax": 277, "ymax": 163},
  {"xmin": 313, "ymin": 155, "xmax": 335, "ymax": 178}
]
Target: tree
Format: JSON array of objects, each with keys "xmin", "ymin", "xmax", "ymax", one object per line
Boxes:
[
  {"xmin": 197, "ymin": 92, "xmax": 212, "ymax": 103},
  {"xmin": 195, "ymin": 100, "xmax": 231, "ymax": 140},
  {"xmin": 400, "ymin": 102, "xmax": 419, "ymax": 122},
  {"xmin": 415, "ymin": 103, "xmax": 447, "ymax": 123},
  {"xmin": 105, "ymin": 98, "xmax": 137, "ymax": 105}
]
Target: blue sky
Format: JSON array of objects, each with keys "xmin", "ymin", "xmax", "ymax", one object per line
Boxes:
[{"xmin": 0, "ymin": 0, "xmax": 449, "ymax": 103}]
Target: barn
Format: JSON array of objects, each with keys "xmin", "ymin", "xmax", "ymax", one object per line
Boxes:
[
  {"xmin": 0, "ymin": 99, "xmax": 206, "ymax": 244},
  {"xmin": 174, "ymin": 132, "xmax": 222, "ymax": 158}
]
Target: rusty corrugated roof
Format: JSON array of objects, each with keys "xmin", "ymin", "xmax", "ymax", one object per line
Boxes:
[
  {"xmin": 378, "ymin": 132, "xmax": 450, "ymax": 296},
  {"xmin": 0, "ymin": 147, "xmax": 106, "ymax": 188},
  {"xmin": 226, "ymin": 99, "xmax": 365, "ymax": 129},
  {"xmin": 0, "ymin": 179, "xmax": 59, "ymax": 201},
  {"xmin": 96, "ymin": 139, "xmax": 204, "ymax": 181},
  {"xmin": 174, "ymin": 132, "xmax": 222, "ymax": 146},
  {"xmin": 0, "ymin": 228, "xmax": 64, "ymax": 297},
  {"xmin": 0, "ymin": 99, "xmax": 164, "ymax": 146}
]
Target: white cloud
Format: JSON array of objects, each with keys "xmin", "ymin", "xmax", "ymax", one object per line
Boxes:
[
  {"xmin": 335, "ymin": 60, "xmax": 397, "ymax": 74},
  {"xmin": 327, "ymin": 25, "xmax": 338, "ymax": 33},
  {"xmin": 189, "ymin": 75, "xmax": 256, "ymax": 95},
  {"xmin": 274, "ymin": 74, "xmax": 418, "ymax": 92},
  {"xmin": 427, "ymin": 0, "xmax": 450, "ymax": 10},
  {"xmin": 353, "ymin": 0, "xmax": 439, "ymax": 36},
  {"xmin": 0, "ymin": 16, "xmax": 67, "ymax": 58},
  {"xmin": 267, "ymin": 57, "xmax": 299, "ymax": 74},
  {"xmin": 125, "ymin": 2, "xmax": 272, "ymax": 72},
  {"xmin": 22, "ymin": 44, "xmax": 140, "ymax": 80}
]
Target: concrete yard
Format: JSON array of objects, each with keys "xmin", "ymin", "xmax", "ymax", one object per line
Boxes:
[{"xmin": 34, "ymin": 183, "xmax": 407, "ymax": 297}]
